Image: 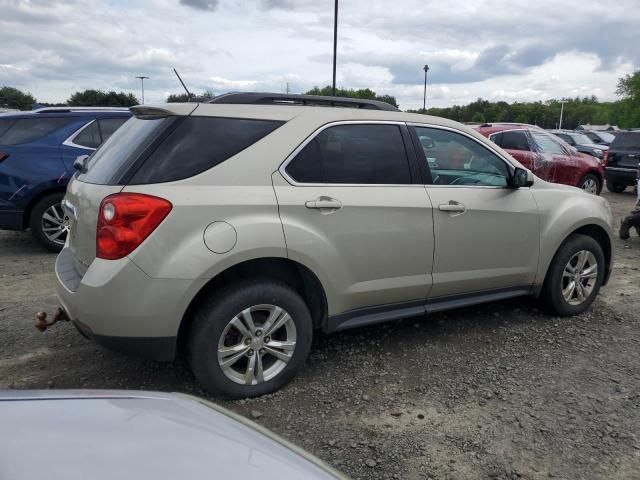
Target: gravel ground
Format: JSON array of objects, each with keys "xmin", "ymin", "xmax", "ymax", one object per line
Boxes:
[{"xmin": 1, "ymin": 190, "xmax": 639, "ymax": 480}]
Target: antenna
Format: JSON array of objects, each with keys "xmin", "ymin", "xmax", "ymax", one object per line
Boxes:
[{"xmin": 173, "ymin": 68, "xmax": 193, "ymax": 101}]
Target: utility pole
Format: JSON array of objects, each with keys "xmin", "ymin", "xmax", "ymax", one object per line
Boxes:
[
  {"xmin": 423, "ymin": 65, "xmax": 430, "ymax": 112},
  {"xmin": 136, "ymin": 76, "xmax": 149, "ymax": 104},
  {"xmin": 286, "ymin": 82, "xmax": 290, "ymax": 94},
  {"xmin": 332, "ymin": 0, "xmax": 338, "ymax": 96},
  {"xmin": 559, "ymin": 100, "xmax": 567, "ymax": 130}
]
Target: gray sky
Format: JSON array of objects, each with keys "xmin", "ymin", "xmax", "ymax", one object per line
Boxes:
[{"xmin": 1, "ymin": 0, "xmax": 638, "ymax": 109}]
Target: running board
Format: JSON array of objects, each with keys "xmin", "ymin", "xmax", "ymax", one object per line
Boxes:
[{"xmin": 325, "ymin": 286, "xmax": 531, "ymax": 333}]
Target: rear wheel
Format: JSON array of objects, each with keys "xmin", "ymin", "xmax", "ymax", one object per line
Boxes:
[
  {"xmin": 578, "ymin": 174, "xmax": 601, "ymax": 195},
  {"xmin": 187, "ymin": 279, "xmax": 313, "ymax": 399},
  {"xmin": 541, "ymin": 234, "xmax": 605, "ymax": 316},
  {"xmin": 29, "ymin": 192, "xmax": 67, "ymax": 252},
  {"xmin": 606, "ymin": 181, "xmax": 626, "ymax": 193}
]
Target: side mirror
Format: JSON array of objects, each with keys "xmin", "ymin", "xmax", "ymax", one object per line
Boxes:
[
  {"xmin": 73, "ymin": 155, "xmax": 89, "ymax": 173},
  {"xmin": 511, "ymin": 167, "xmax": 534, "ymax": 188}
]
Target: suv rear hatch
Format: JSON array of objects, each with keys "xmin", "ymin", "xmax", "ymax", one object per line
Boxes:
[
  {"xmin": 607, "ymin": 132, "xmax": 640, "ymax": 169},
  {"xmin": 65, "ymin": 105, "xmax": 195, "ymax": 270}
]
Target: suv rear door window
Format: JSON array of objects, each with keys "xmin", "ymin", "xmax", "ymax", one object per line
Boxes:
[
  {"xmin": 285, "ymin": 124, "xmax": 411, "ymax": 184},
  {"xmin": 611, "ymin": 132, "xmax": 640, "ymax": 151},
  {"xmin": 129, "ymin": 116, "xmax": 284, "ymax": 184},
  {"xmin": 500, "ymin": 130, "xmax": 531, "ymax": 151},
  {"xmin": 0, "ymin": 117, "xmax": 72, "ymax": 145}
]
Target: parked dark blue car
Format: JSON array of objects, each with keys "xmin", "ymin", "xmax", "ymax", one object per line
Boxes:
[{"xmin": 0, "ymin": 107, "xmax": 130, "ymax": 251}]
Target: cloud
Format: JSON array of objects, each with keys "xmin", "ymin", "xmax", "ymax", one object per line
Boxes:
[
  {"xmin": 179, "ymin": 0, "xmax": 218, "ymax": 11},
  {"xmin": 0, "ymin": 0, "xmax": 638, "ymax": 109}
]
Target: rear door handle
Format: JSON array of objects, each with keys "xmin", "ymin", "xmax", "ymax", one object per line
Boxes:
[
  {"xmin": 305, "ymin": 196, "xmax": 342, "ymax": 211},
  {"xmin": 438, "ymin": 201, "xmax": 466, "ymax": 213}
]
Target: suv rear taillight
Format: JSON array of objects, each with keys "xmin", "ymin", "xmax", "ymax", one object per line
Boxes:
[
  {"xmin": 0, "ymin": 152, "xmax": 9, "ymax": 162},
  {"xmin": 96, "ymin": 193, "xmax": 172, "ymax": 260},
  {"xmin": 602, "ymin": 150, "xmax": 608, "ymax": 166}
]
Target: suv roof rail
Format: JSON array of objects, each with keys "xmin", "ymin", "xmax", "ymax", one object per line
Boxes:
[
  {"xmin": 31, "ymin": 107, "xmax": 130, "ymax": 114},
  {"xmin": 208, "ymin": 92, "xmax": 400, "ymax": 111}
]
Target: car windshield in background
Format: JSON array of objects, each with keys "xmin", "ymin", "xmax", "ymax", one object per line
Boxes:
[
  {"xmin": 595, "ymin": 131, "xmax": 615, "ymax": 143},
  {"xmin": 78, "ymin": 116, "xmax": 172, "ymax": 185},
  {"xmin": 0, "ymin": 117, "xmax": 72, "ymax": 145},
  {"xmin": 570, "ymin": 133, "xmax": 593, "ymax": 145},
  {"xmin": 610, "ymin": 132, "xmax": 640, "ymax": 150}
]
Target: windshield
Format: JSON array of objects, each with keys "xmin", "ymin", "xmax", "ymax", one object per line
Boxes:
[
  {"xmin": 569, "ymin": 133, "xmax": 593, "ymax": 145},
  {"xmin": 611, "ymin": 132, "xmax": 640, "ymax": 151}
]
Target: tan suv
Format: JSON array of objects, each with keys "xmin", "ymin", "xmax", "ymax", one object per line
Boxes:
[{"xmin": 55, "ymin": 93, "xmax": 614, "ymax": 398}]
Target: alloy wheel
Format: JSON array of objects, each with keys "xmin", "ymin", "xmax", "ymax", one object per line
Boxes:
[
  {"xmin": 581, "ymin": 178, "xmax": 598, "ymax": 195},
  {"xmin": 41, "ymin": 202, "xmax": 68, "ymax": 246},
  {"xmin": 561, "ymin": 250, "xmax": 598, "ymax": 306},
  {"xmin": 217, "ymin": 304, "xmax": 297, "ymax": 385}
]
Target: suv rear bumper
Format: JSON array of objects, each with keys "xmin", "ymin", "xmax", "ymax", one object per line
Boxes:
[
  {"xmin": 605, "ymin": 167, "xmax": 637, "ymax": 186},
  {"xmin": 55, "ymin": 246, "xmax": 198, "ymax": 361}
]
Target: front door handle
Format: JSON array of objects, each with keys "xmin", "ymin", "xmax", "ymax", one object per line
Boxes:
[
  {"xmin": 438, "ymin": 201, "xmax": 466, "ymax": 213},
  {"xmin": 305, "ymin": 196, "xmax": 342, "ymax": 211}
]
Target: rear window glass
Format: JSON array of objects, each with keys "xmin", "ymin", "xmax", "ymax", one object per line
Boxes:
[
  {"xmin": 0, "ymin": 117, "xmax": 72, "ymax": 145},
  {"xmin": 129, "ymin": 117, "xmax": 284, "ymax": 184},
  {"xmin": 611, "ymin": 132, "xmax": 640, "ymax": 151},
  {"xmin": 78, "ymin": 116, "xmax": 172, "ymax": 185}
]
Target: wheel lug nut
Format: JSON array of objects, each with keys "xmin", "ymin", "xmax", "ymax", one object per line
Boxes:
[
  {"xmin": 247, "ymin": 349, "xmax": 254, "ymax": 356},
  {"xmin": 244, "ymin": 338, "xmax": 251, "ymax": 345},
  {"xmin": 255, "ymin": 330, "xmax": 262, "ymax": 337},
  {"xmin": 264, "ymin": 336, "xmax": 271, "ymax": 343},
  {"xmin": 259, "ymin": 348, "xmax": 265, "ymax": 355}
]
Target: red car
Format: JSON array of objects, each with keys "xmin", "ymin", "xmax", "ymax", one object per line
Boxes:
[{"xmin": 473, "ymin": 123, "xmax": 604, "ymax": 194}]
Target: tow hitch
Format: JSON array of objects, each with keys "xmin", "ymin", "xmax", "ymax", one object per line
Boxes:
[{"xmin": 35, "ymin": 307, "xmax": 70, "ymax": 332}]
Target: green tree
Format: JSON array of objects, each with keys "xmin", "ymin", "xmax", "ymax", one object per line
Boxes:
[
  {"xmin": 167, "ymin": 93, "xmax": 190, "ymax": 102},
  {"xmin": 67, "ymin": 89, "xmax": 138, "ymax": 107},
  {"xmin": 471, "ymin": 112, "xmax": 486, "ymax": 123},
  {"xmin": 166, "ymin": 90, "xmax": 214, "ymax": 103},
  {"xmin": 0, "ymin": 86, "xmax": 36, "ymax": 110},
  {"xmin": 616, "ymin": 71, "xmax": 640, "ymax": 101},
  {"xmin": 305, "ymin": 86, "xmax": 398, "ymax": 108}
]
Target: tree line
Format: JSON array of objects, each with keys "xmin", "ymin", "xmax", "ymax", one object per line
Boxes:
[{"xmin": 2, "ymin": 70, "xmax": 637, "ymax": 128}]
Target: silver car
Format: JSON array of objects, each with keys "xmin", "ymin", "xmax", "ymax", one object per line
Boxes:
[
  {"xmin": 54, "ymin": 93, "xmax": 614, "ymax": 398},
  {"xmin": 0, "ymin": 390, "xmax": 345, "ymax": 479}
]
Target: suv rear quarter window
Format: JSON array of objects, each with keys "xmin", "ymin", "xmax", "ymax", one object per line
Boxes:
[{"xmin": 129, "ymin": 116, "xmax": 284, "ymax": 184}]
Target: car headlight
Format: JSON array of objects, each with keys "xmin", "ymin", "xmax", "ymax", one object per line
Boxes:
[{"xmin": 594, "ymin": 149, "xmax": 603, "ymax": 158}]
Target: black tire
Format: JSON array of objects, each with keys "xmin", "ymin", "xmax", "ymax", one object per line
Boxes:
[
  {"xmin": 577, "ymin": 173, "xmax": 601, "ymax": 195},
  {"xmin": 606, "ymin": 181, "xmax": 626, "ymax": 193},
  {"xmin": 187, "ymin": 279, "xmax": 313, "ymax": 399},
  {"xmin": 29, "ymin": 192, "xmax": 66, "ymax": 252},
  {"xmin": 541, "ymin": 234, "xmax": 605, "ymax": 316}
]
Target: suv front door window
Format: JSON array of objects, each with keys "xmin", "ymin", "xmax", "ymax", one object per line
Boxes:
[{"xmin": 277, "ymin": 122, "xmax": 435, "ymax": 312}]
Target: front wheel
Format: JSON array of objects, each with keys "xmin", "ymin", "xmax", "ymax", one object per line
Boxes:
[
  {"xmin": 29, "ymin": 192, "xmax": 67, "ymax": 252},
  {"xmin": 578, "ymin": 174, "xmax": 601, "ymax": 195},
  {"xmin": 187, "ymin": 280, "xmax": 313, "ymax": 399},
  {"xmin": 541, "ymin": 234, "xmax": 605, "ymax": 316},
  {"xmin": 606, "ymin": 181, "xmax": 626, "ymax": 193}
]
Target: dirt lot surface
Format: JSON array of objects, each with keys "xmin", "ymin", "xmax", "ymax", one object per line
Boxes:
[{"xmin": 1, "ymin": 190, "xmax": 639, "ymax": 479}]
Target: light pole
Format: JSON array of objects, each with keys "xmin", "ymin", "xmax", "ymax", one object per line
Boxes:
[
  {"xmin": 135, "ymin": 76, "xmax": 149, "ymax": 104},
  {"xmin": 332, "ymin": 0, "xmax": 338, "ymax": 96},
  {"xmin": 559, "ymin": 100, "xmax": 567, "ymax": 129},
  {"xmin": 423, "ymin": 64, "xmax": 430, "ymax": 112}
]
